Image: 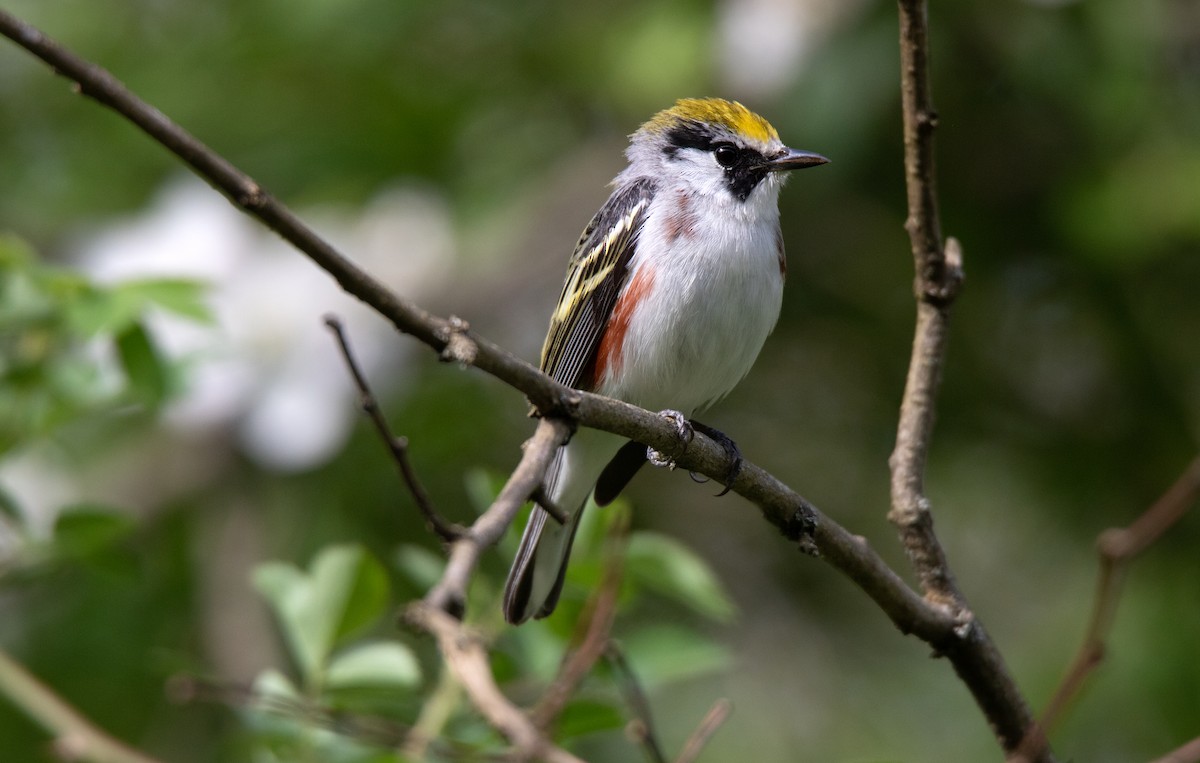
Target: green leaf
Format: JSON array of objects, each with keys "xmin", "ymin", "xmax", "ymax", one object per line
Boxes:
[
  {"xmin": 393, "ymin": 544, "xmax": 445, "ymax": 590},
  {"xmin": 53, "ymin": 507, "xmax": 136, "ymax": 557},
  {"xmin": 501, "ymin": 619, "xmax": 566, "ymax": 683},
  {"xmin": 116, "ymin": 279, "xmax": 212, "ymax": 323},
  {"xmin": 571, "ymin": 496, "xmax": 620, "ymax": 561},
  {"xmin": 63, "ymin": 288, "xmax": 134, "ymax": 338},
  {"xmin": 325, "ymin": 641, "xmax": 421, "ymax": 689},
  {"xmin": 62, "ymin": 279, "xmax": 211, "ymax": 339},
  {"xmin": 252, "ymin": 562, "xmax": 306, "ymax": 607},
  {"xmin": 625, "ymin": 531, "xmax": 736, "ymax": 622},
  {"xmin": 555, "ymin": 699, "xmax": 626, "ymax": 740},
  {"xmin": 0, "ymin": 269, "xmax": 55, "ymax": 327},
  {"xmin": 312, "ymin": 544, "xmax": 390, "ymax": 643},
  {"xmin": 115, "ymin": 321, "xmax": 169, "ymax": 407},
  {"xmin": 0, "ymin": 234, "xmax": 36, "ymax": 268},
  {"xmin": 253, "ymin": 562, "xmax": 319, "ymax": 681},
  {"xmin": 252, "ymin": 668, "xmax": 303, "ymax": 703},
  {"xmin": 463, "ymin": 468, "xmax": 504, "ymax": 515},
  {"xmin": 0, "ymin": 483, "xmax": 23, "ymax": 524},
  {"xmin": 252, "ymin": 545, "xmax": 390, "ymax": 687},
  {"xmin": 618, "ymin": 625, "xmax": 731, "ymax": 688}
]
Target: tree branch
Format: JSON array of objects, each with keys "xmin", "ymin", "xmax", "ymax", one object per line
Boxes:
[
  {"xmin": 1150, "ymin": 735, "xmax": 1200, "ymax": 763},
  {"xmin": 322, "ymin": 312, "xmax": 584, "ymax": 754},
  {"xmin": 531, "ymin": 507, "xmax": 628, "ymax": 730},
  {"xmin": 891, "ymin": 2, "xmax": 1045, "ymax": 759},
  {"xmin": 404, "ymin": 603, "xmax": 585, "ymax": 763},
  {"xmin": 424, "ymin": 416, "xmax": 572, "ymax": 617},
  {"xmin": 169, "ymin": 675, "xmax": 417, "ymax": 750},
  {"xmin": 891, "ymin": 0, "xmax": 964, "ymax": 607},
  {"xmin": 605, "ymin": 644, "xmax": 667, "ymax": 763},
  {"xmin": 324, "ymin": 315, "xmax": 463, "ymax": 542},
  {"xmin": 674, "ymin": 699, "xmax": 732, "ymax": 763},
  {"xmin": 0, "ymin": 647, "xmax": 162, "ymax": 763},
  {"xmin": 1014, "ymin": 455, "xmax": 1200, "ymax": 762}
]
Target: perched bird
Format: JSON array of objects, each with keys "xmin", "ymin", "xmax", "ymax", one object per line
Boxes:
[{"xmin": 503, "ymin": 98, "xmax": 827, "ymax": 624}]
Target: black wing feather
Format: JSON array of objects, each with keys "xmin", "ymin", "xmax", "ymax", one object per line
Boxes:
[{"xmin": 539, "ymin": 178, "xmax": 656, "ymax": 390}]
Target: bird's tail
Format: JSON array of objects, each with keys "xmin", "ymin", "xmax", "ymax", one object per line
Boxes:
[
  {"xmin": 502, "ymin": 499, "xmax": 581, "ymax": 624},
  {"xmin": 503, "ymin": 430, "xmax": 620, "ymax": 624}
]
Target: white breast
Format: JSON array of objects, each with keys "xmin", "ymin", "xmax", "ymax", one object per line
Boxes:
[{"xmin": 598, "ymin": 182, "xmax": 786, "ymax": 415}]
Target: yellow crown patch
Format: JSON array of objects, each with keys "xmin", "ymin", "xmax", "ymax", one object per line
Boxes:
[{"xmin": 643, "ymin": 98, "xmax": 779, "ymax": 144}]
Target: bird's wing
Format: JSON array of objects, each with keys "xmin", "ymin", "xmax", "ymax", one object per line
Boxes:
[{"xmin": 539, "ymin": 177, "xmax": 655, "ymax": 390}]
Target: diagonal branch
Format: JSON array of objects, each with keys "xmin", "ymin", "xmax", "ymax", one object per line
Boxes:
[
  {"xmin": 424, "ymin": 416, "xmax": 572, "ymax": 617},
  {"xmin": 324, "ymin": 315, "xmax": 463, "ymax": 543},
  {"xmin": 674, "ymin": 699, "xmax": 732, "ymax": 763},
  {"xmin": 1014, "ymin": 455, "xmax": 1200, "ymax": 763},
  {"xmin": 0, "ymin": 648, "xmax": 162, "ymax": 763}
]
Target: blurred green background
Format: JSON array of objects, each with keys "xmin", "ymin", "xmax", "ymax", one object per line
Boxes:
[{"xmin": 1, "ymin": 0, "xmax": 1198, "ymax": 760}]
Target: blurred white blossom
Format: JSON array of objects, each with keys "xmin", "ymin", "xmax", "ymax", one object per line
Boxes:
[
  {"xmin": 717, "ymin": 0, "xmax": 867, "ymax": 97},
  {"xmin": 79, "ymin": 177, "xmax": 457, "ymax": 471}
]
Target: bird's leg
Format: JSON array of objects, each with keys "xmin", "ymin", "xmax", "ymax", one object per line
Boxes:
[
  {"xmin": 647, "ymin": 409, "xmax": 694, "ymax": 470},
  {"xmin": 688, "ymin": 420, "xmax": 743, "ymax": 497}
]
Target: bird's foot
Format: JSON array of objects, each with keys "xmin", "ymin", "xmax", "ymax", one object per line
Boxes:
[
  {"xmin": 689, "ymin": 420, "xmax": 743, "ymax": 496},
  {"xmin": 647, "ymin": 409, "xmax": 693, "ymax": 470}
]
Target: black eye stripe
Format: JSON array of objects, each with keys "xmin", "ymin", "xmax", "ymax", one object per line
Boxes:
[
  {"xmin": 660, "ymin": 124, "xmax": 770, "ymax": 202},
  {"xmin": 663, "ymin": 122, "xmax": 716, "ymax": 154}
]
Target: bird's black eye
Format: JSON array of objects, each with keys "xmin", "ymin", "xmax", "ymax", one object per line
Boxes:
[{"xmin": 713, "ymin": 143, "xmax": 739, "ymax": 169}]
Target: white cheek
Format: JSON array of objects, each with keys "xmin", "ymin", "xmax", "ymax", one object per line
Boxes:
[{"xmin": 673, "ymin": 154, "xmax": 729, "ymax": 199}]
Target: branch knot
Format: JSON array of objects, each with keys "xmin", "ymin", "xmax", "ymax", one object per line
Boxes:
[
  {"xmin": 780, "ymin": 502, "xmax": 819, "ymax": 555},
  {"xmin": 919, "ymin": 237, "xmax": 965, "ymax": 307},
  {"xmin": 916, "ymin": 108, "xmax": 939, "ymax": 131},
  {"xmin": 438, "ymin": 315, "xmax": 478, "ymax": 367},
  {"xmin": 236, "ymin": 182, "xmax": 267, "ymax": 209}
]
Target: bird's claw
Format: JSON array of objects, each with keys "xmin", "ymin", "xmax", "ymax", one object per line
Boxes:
[
  {"xmin": 647, "ymin": 409, "xmax": 693, "ymax": 470},
  {"xmin": 689, "ymin": 421, "xmax": 743, "ymax": 496}
]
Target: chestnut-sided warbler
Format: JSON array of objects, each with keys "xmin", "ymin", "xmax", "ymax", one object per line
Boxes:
[{"xmin": 503, "ymin": 98, "xmax": 828, "ymax": 624}]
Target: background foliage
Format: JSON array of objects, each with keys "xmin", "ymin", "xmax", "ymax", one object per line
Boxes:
[{"xmin": 1, "ymin": 0, "xmax": 1198, "ymax": 760}]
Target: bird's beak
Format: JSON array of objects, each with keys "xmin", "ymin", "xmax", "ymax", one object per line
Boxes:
[{"xmin": 766, "ymin": 148, "xmax": 830, "ymax": 172}]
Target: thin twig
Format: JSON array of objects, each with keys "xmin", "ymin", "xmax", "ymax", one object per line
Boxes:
[
  {"xmin": 674, "ymin": 699, "xmax": 732, "ymax": 763},
  {"xmin": 1098, "ymin": 454, "xmax": 1200, "ymax": 559},
  {"xmin": 169, "ymin": 674, "xmax": 420, "ymax": 750},
  {"xmin": 405, "ymin": 602, "xmax": 586, "ymax": 763},
  {"xmin": 532, "ymin": 507, "xmax": 630, "ymax": 729},
  {"xmin": 424, "ymin": 417, "xmax": 572, "ymax": 617},
  {"xmin": 324, "ymin": 314, "xmax": 462, "ymax": 542},
  {"xmin": 532, "ymin": 485, "xmax": 570, "ymax": 526},
  {"xmin": 396, "ymin": 416, "xmax": 573, "ymax": 758},
  {"xmin": 0, "ymin": 647, "xmax": 161, "ymax": 763},
  {"xmin": 1013, "ymin": 455, "xmax": 1200, "ymax": 762},
  {"xmin": 402, "ymin": 661, "xmax": 465, "ymax": 759},
  {"xmin": 605, "ymin": 643, "xmax": 668, "ymax": 763}
]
